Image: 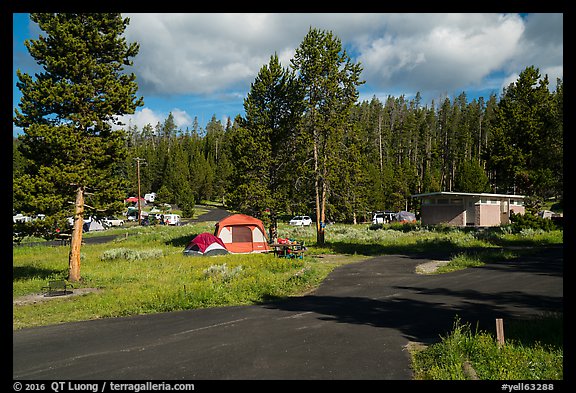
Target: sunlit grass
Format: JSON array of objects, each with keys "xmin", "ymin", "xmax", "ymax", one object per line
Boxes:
[
  {"xmin": 411, "ymin": 314, "xmax": 563, "ymax": 380},
  {"xmin": 14, "ymin": 222, "xmax": 562, "ymax": 331}
]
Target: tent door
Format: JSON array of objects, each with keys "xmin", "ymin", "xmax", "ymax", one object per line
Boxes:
[{"xmin": 232, "ymin": 226, "xmax": 253, "ymax": 250}]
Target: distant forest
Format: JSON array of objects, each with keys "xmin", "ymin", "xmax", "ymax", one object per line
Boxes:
[{"xmin": 13, "ymin": 66, "xmax": 563, "ymax": 224}]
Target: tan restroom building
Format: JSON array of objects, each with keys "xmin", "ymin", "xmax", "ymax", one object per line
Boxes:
[{"xmin": 411, "ymin": 192, "xmax": 526, "ymax": 227}]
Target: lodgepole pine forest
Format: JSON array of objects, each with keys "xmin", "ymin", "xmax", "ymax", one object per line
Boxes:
[{"xmin": 13, "ymin": 26, "xmax": 563, "ymax": 232}]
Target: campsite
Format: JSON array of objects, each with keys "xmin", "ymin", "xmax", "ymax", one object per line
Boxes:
[
  {"xmin": 12, "ymin": 13, "xmax": 563, "ymax": 381},
  {"xmin": 13, "ymin": 205, "xmax": 564, "ymax": 329},
  {"xmin": 13, "ymin": 214, "xmax": 563, "ymax": 379}
]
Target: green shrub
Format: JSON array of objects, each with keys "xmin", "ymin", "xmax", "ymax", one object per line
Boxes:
[
  {"xmin": 510, "ymin": 212, "xmax": 558, "ymax": 232},
  {"xmin": 100, "ymin": 248, "xmax": 164, "ymax": 261},
  {"xmin": 203, "ymin": 263, "xmax": 243, "ymax": 282}
]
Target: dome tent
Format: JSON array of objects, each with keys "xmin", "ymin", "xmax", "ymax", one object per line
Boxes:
[
  {"xmin": 183, "ymin": 232, "xmax": 229, "ymax": 257},
  {"xmin": 214, "ymin": 214, "xmax": 270, "ymax": 254}
]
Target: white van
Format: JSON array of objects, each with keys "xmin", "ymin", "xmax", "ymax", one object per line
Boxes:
[
  {"xmin": 163, "ymin": 214, "xmax": 181, "ymax": 226},
  {"xmin": 372, "ymin": 211, "xmax": 396, "ymax": 225}
]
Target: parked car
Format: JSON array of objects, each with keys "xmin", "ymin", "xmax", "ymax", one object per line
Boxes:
[
  {"xmin": 102, "ymin": 216, "xmax": 125, "ymax": 227},
  {"xmin": 13, "ymin": 213, "xmax": 32, "ymax": 224},
  {"xmin": 372, "ymin": 211, "xmax": 396, "ymax": 225},
  {"xmin": 289, "ymin": 215, "xmax": 312, "ymax": 226}
]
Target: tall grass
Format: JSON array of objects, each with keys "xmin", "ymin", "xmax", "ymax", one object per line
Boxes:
[{"xmin": 411, "ymin": 314, "xmax": 563, "ymax": 380}]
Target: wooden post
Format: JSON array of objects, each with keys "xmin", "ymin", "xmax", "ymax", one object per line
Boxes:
[
  {"xmin": 496, "ymin": 318, "xmax": 505, "ymax": 347},
  {"xmin": 68, "ymin": 186, "xmax": 84, "ymax": 282}
]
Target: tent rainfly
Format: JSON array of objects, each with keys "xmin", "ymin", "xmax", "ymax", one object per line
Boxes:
[
  {"xmin": 183, "ymin": 232, "xmax": 229, "ymax": 257},
  {"xmin": 83, "ymin": 219, "xmax": 105, "ymax": 232},
  {"xmin": 214, "ymin": 214, "xmax": 270, "ymax": 254}
]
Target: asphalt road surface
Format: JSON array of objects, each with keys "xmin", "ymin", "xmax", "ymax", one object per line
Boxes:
[{"xmin": 13, "ymin": 246, "xmax": 562, "ymax": 380}]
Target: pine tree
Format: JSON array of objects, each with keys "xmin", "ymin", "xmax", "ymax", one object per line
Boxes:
[
  {"xmin": 291, "ymin": 28, "xmax": 364, "ymax": 244},
  {"xmin": 486, "ymin": 66, "xmax": 559, "ymax": 199},
  {"xmin": 13, "ymin": 14, "xmax": 143, "ymax": 282},
  {"xmin": 227, "ymin": 54, "xmax": 303, "ymax": 233}
]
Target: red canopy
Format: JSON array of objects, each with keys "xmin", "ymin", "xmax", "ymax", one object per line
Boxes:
[{"xmin": 125, "ymin": 196, "xmax": 144, "ymax": 203}]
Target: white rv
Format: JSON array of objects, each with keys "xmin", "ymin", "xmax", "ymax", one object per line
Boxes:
[{"xmin": 144, "ymin": 193, "xmax": 156, "ymax": 203}]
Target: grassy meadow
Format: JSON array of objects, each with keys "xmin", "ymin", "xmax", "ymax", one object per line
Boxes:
[{"xmin": 13, "ymin": 220, "xmax": 563, "ymax": 380}]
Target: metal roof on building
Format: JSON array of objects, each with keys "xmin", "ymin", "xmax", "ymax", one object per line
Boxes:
[{"xmin": 411, "ymin": 191, "xmax": 526, "ymax": 199}]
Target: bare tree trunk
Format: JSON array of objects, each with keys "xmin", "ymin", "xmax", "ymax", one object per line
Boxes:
[
  {"xmin": 319, "ymin": 159, "xmax": 327, "ymax": 245},
  {"xmin": 378, "ymin": 113, "xmax": 383, "ymax": 173},
  {"xmin": 68, "ymin": 186, "xmax": 84, "ymax": 282},
  {"xmin": 313, "ymin": 131, "xmax": 324, "ymax": 245}
]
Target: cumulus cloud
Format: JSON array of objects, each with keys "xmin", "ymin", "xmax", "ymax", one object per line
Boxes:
[
  {"xmin": 124, "ymin": 13, "xmax": 292, "ymax": 96},
  {"xmin": 12, "ymin": 13, "xmax": 563, "ymax": 138},
  {"xmin": 113, "ymin": 107, "xmax": 196, "ymax": 132},
  {"xmin": 114, "ymin": 108, "xmax": 165, "ymax": 131},
  {"xmin": 357, "ymin": 14, "xmax": 526, "ymax": 96},
  {"xmin": 123, "ymin": 13, "xmax": 391, "ymax": 97},
  {"xmin": 123, "ymin": 13, "xmax": 562, "ymax": 106}
]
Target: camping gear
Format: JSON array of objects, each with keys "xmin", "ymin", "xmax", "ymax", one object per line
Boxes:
[
  {"xmin": 83, "ymin": 219, "xmax": 105, "ymax": 232},
  {"xmin": 183, "ymin": 232, "xmax": 229, "ymax": 257},
  {"xmin": 270, "ymin": 238, "xmax": 306, "ymax": 259},
  {"xmin": 214, "ymin": 214, "xmax": 270, "ymax": 254},
  {"xmin": 396, "ymin": 211, "xmax": 417, "ymax": 223}
]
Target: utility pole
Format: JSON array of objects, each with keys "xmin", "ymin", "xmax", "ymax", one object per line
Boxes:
[{"xmin": 134, "ymin": 157, "xmax": 146, "ymax": 225}]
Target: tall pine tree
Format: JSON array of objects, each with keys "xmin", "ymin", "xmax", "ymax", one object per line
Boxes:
[
  {"xmin": 291, "ymin": 28, "xmax": 364, "ymax": 244},
  {"xmin": 14, "ymin": 14, "xmax": 143, "ymax": 282},
  {"xmin": 486, "ymin": 66, "xmax": 559, "ymax": 202},
  {"xmin": 227, "ymin": 53, "xmax": 303, "ymax": 236}
]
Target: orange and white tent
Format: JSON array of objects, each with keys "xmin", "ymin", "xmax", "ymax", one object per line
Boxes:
[{"xmin": 214, "ymin": 214, "xmax": 270, "ymax": 254}]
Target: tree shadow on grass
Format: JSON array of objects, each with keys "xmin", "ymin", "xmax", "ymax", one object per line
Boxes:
[
  {"xmin": 165, "ymin": 234, "xmax": 199, "ymax": 248},
  {"xmin": 322, "ymin": 238, "xmax": 483, "ymax": 259},
  {"xmin": 13, "ymin": 266, "xmax": 67, "ymax": 281}
]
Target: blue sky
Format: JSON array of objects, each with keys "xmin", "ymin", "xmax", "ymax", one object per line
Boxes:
[{"xmin": 13, "ymin": 13, "xmax": 563, "ymax": 136}]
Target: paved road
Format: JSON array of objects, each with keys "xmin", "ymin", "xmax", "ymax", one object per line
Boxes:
[{"xmin": 13, "ymin": 247, "xmax": 562, "ymax": 380}]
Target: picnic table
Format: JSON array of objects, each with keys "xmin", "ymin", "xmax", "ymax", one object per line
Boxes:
[
  {"xmin": 269, "ymin": 241, "xmax": 306, "ymax": 259},
  {"xmin": 55, "ymin": 233, "xmax": 72, "ymax": 246}
]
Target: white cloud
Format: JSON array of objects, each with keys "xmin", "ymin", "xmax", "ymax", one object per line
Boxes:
[
  {"xmin": 171, "ymin": 109, "xmax": 193, "ymax": 128},
  {"xmin": 123, "ymin": 13, "xmax": 388, "ymax": 97},
  {"xmin": 114, "ymin": 107, "xmax": 165, "ymax": 131},
  {"xmin": 499, "ymin": 72, "xmax": 520, "ymax": 93},
  {"xmin": 358, "ymin": 14, "xmax": 526, "ymax": 95},
  {"xmin": 121, "ymin": 13, "xmax": 562, "ymax": 105},
  {"xmin": 114, "ymin": 107, "xmax": 195, "ymax": 131}
]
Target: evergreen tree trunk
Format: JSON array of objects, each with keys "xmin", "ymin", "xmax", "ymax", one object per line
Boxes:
[
  {"xmin": 313, "ymin": 131, "xmax": 324, "ymax": 244},
  {"xmin": 68, "ymin": 186, "xmax": 84, "ymax": 282},
  {"xmin": 13, "ymin": 14, "xmax": 143, "ymax": 283}
]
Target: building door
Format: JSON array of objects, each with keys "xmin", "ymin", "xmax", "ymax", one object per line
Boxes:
[
  {"xmin": 465, "ymin": 198, "xmax": 477, "ymax": 226},
  {"xmin": 500, "ymin": 200, "xmax": 509, "ymax": 224}
]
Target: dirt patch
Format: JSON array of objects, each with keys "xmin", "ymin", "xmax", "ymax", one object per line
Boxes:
[
  {"xmin": 13, "ymin": 288, "xmax": 101, "ymax": 306},
  {"xmin": 314, "ymin": 254, "xmax": 449, "ymax": 274},
  {"xmin": 415, "ymin": 260, "xmax": 450, "ymax": 274},
  {"xmin": 312, "ymin": 254, "xmax": 371, "ymax": 264}
]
